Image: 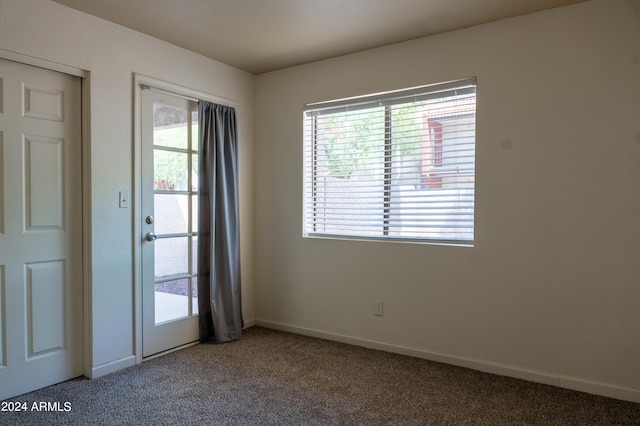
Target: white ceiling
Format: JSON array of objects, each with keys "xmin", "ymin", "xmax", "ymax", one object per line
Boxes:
[{"xmin": 51, "ymin": 0, "xmax": 586, "ymax": 74}]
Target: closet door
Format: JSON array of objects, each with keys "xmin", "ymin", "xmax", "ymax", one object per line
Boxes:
[{"xmin": 0, "ymin": 58, "xmax": 83, "ymax": 400}]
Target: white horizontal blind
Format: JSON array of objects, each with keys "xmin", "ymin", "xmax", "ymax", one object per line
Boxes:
[{"xmin": 303, "ymin": 77, "xmax": 476, "ymax": 245}]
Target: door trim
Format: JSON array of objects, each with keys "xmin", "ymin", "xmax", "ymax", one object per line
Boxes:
[
  {"xmin": 133, "ymin": 74, "xmax": 235, "ymax": 364},
  {"xmin": 0, "ymin": 49, "xmax": 91, "ymax": 379},
  {"xmin": 0, "ymin": 49, "xmax": 87, "ymax": 79}
]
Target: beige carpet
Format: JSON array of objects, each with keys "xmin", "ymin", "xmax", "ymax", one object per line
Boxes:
[{"xmin": 2, "ymin": 326, "xmax": 639, "ymax": 425}]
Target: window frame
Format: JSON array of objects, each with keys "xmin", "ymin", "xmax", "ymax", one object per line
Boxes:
[{"xmin": 303, "ymin": 77, "xmax": 477, "ymax": 246}]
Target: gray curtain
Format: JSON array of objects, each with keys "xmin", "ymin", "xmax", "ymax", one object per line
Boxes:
[{"xmin": 197, "ymin": 101, "xmax": 243, "ymax": 343}]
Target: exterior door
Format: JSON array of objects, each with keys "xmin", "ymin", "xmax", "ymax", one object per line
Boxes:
[
  {"xmin": 141, "ymin": 88, "xmax": 199, "ymax": 357},
  {"xmin": 0, "ymin": 59, "xmax": 83, "ymax": 400}
]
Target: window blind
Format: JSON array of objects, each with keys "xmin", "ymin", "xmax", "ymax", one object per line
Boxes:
[{"xmin": 303, "ymin": 77, "xmax": 476, "ymax": 246}]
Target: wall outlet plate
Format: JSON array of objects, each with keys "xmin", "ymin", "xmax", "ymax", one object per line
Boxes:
[{"xmin": 374, "ymin": 301, "xmax": 384, "ymax": 316}]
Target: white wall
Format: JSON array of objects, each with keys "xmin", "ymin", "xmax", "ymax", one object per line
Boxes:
[
  {"xmin": 255, "ymin": 0, "xmax": 640, "ymax": 402},
  {"xmin": 0, "ymin": 0, "xmax": 255, "ymax": 375}
]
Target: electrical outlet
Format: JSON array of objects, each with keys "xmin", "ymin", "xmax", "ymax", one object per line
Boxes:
[{"xmin": 374, "ymin": 301, "xmax": 383, "ymax": 317}]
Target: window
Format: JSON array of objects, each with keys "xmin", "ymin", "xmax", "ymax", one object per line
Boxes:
[{"xmin": 303, "ymin": 77, "xmax": 476, "ymax": 245}]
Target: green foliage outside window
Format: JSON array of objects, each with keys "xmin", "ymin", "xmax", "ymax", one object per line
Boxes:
[
  {"xmin": 153, "ymin": 124, "xmax": 198, "ymax": 190},
  {"xmin": 319, "ymin": 103, "xmax": 423, "ymax": 179}
]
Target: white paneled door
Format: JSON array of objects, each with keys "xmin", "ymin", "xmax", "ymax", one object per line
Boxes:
[
  {"xmin": 0, "ymin": 59, "xmax": 83, "ymax": 400},
  {"xmin": 141, "ymin": 88, "xmax": 199, "ymax": 357}
]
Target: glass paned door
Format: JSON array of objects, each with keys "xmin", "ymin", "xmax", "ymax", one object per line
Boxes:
[{"xmin": 142, "ymin": 88, "xmax": 199, "ymax": 357}]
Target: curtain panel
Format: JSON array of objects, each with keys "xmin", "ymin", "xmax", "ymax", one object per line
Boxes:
[{"xmin": 197, "ymin": 101, "xmax": 243, "ymax": 343}]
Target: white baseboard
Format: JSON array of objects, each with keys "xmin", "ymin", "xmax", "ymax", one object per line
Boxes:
[
  {"xmin": 255, "ymin": 320, "xmax": 640, "ymax": 403},
  {"xmin": 88, "ymin": 355, "xmax": 136, "ymax": 379}
]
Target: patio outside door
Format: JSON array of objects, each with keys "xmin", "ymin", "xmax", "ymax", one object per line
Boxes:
[{"xmin": 141, "ymin": 88, "xmax": 199, "ymax": 357}]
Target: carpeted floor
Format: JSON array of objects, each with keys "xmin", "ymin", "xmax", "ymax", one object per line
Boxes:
[{"xmin": 2, "ymin": 326, "xmax": 639, "ymax": 425}]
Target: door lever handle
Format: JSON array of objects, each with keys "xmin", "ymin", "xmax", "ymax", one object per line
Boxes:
[{"xmin": 144, "ymin": 232, "xmax": 157, "ymax": 242}]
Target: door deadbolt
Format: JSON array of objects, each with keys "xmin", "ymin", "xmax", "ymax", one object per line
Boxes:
[{"xmin": 145, "ymin": 215, "xmax": 154, "ymax": 224}]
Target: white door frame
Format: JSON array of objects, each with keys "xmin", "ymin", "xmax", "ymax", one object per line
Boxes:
[
  {"xmin": 133, "ymin": 74, "xmax": 235, "ymax": 364},
  {"xmin": 0, "ymin": 49, "xmax": 91, "ymax": 378}
]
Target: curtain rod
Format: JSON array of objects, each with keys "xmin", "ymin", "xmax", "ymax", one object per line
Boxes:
[
  {"xmin": 136, "ymin": 74, "xmax": 237, "ymax": 107},
  {"xmin": 140, "ymin": 84, "xmax": 200, "ymax": 103}
]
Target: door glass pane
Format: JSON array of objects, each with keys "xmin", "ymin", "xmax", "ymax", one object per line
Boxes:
[
  {"xmin": 154, "ymin": 103, "xmax": 188, "ymax": 149},
  {"xmin": 191, "ymin": 109, "xmax": 199, "ymax": 151},
  {"xmin": 192, "ymin": 197, "xmax": 198, "ymax": 232},
  {"xmin": 191, "ymin": 236, "xmax": 198, "ymax": 273},
  {"xmin": 191, "ymin": 235, "xmax": 198, "ymax": 315},
  {"xmin": 154, "ymin": 150, "xmax": 189, "ymax": 191},
  {"xmin": 192, "ymin": 276, "xmax": 199, "ymax": 315},
  {"xmin": 191, "ymin": 153, "xmax": 199, "ymax": 191},
  {"xmin": 154, "ymin": 237, "xmax": 189, "ymax": 279},
  {"xmin": 155, "ymin": 279, "xmax": 189, "ymax": 323},
  {"xmin": 154, "ymin": 193, "xmax": 189, "ymax": 234}
]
